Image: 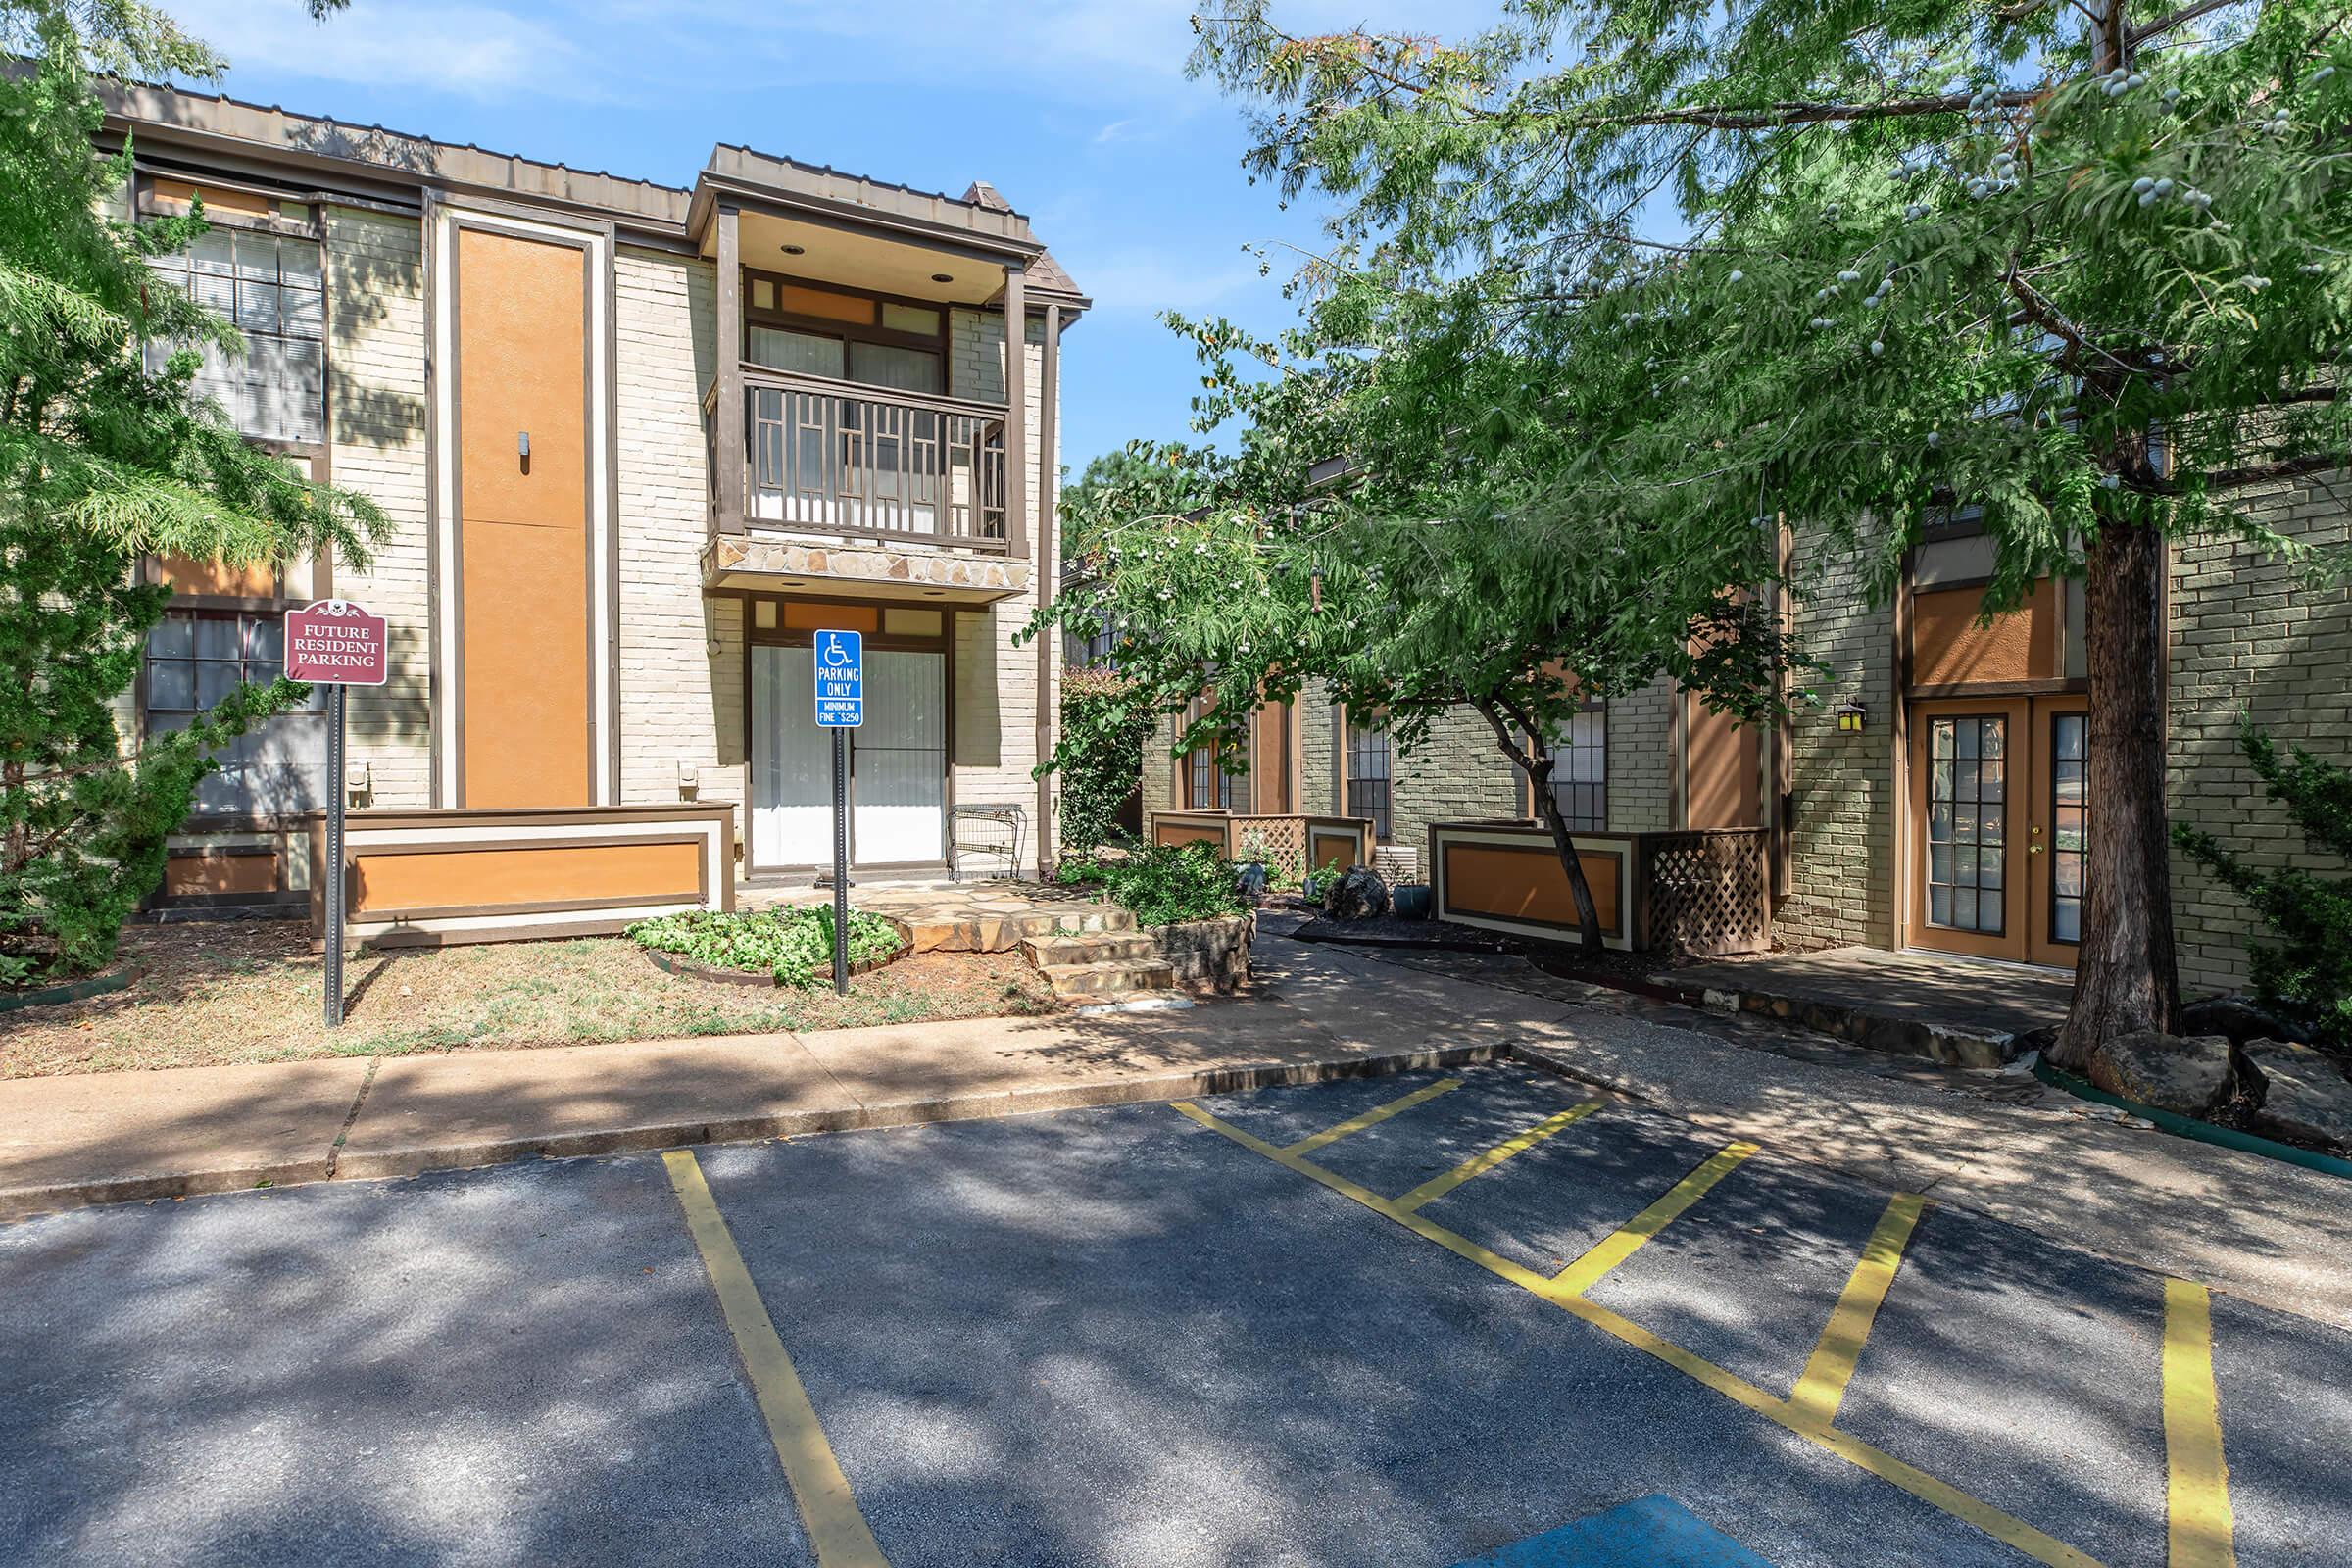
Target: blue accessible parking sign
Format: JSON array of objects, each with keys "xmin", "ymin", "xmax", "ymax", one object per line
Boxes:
[{"xmin": 814, "ymin": 629, "xmax": 863, "ymax": 727}]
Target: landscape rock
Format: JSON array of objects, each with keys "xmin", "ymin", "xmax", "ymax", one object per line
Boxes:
[
  {"xmin": 2242, "ymin": 1039, "xmax": 2352, "ymax": 1151},
  {"xmin": 2182, "ymin": 994, "xmax": 2309, "ymax": 1047},
  {"xmin": 2087, "ymin": 1030, "xmax": 2236, "ymax": 1117},
  {"xmin": 1152, "ymin": 912, "xmax": 1253, "ymax": 994},
  {"xmin": 1323, "ymin": 864, "xmax": 1391, "ymax": 921}
]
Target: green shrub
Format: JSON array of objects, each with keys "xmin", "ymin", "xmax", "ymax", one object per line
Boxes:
[
  {"xmin": 1057, "ymin": 841, "xmax": 1246, "ymax": 927},
  {"xmin": 2173, "ymin": 719, "xmax": 2352, "ymax": 1053},
  {"xmin": 627, "ymin": 906, "xmax": 906, "ymax": 988},
  {"xmin": 1053, "ymin": 665, "xmax": 1152, "ymax": 856},
  {"xmin": 1301, "ymin": 858, "xmax": 1345, "ymax": 902}
]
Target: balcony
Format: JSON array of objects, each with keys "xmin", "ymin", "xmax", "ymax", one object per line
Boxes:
[{"xmin": 730, "ymin": 368, "xmax": 1008, "ymax": 548}]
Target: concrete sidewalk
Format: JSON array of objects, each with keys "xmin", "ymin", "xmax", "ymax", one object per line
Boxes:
[{"xmin": 5, "ymin": 928, "xmax": 2348, "ymax": 1330}]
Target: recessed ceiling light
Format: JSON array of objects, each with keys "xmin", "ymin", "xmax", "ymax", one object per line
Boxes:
[
  {"xmin": 781, "ymin": 244, "xmax": 806, "ymax": 256},
  {"xmin": 930, "ymin": 272, "xmax": 954, "ymax": 283}
]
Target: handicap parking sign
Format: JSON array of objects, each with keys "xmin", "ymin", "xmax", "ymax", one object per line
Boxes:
[{"xmin": 814, "ymin": 629, "xmax": 863, "ymax": 727}]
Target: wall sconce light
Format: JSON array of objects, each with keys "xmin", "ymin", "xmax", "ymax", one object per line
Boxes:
[
  {"xmin": 1837, "ymin": 703, "xmax": 1868, "ymax": 733},
  {"xmin": 676, "ymin": 760, "xmax": 701, "ymax": 800},
  {"xmin": 345, "ymin": 760, "xmax": 371, "ymax": 805}
]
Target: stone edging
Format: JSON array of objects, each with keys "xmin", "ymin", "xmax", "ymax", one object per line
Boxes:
[{"xmin": 637, "ymin": 917, "xmax": 914, "ymax": 987}]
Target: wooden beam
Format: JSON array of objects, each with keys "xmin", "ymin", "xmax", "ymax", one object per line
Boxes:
[
  {"xmin": 1002, "ymin": 263, "xmax": 1028, "ymax": 562},
  {"xmin": 713, "ymin": 203, "xmax": 745, "ymax": 537}
]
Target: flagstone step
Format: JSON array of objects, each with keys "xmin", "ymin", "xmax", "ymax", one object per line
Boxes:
[
  {"xmin": 1037, "ymin": 957, "xmax": 1180, "ymax": 1000},
  {"xmin": 1017, "ymin": 931, "xmax": 1162, "ymax": 968}
]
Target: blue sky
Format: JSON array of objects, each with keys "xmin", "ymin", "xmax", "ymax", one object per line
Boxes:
[{"xmin": 164, "ymin": 0, "xmax": 1499, "ymax": 478}]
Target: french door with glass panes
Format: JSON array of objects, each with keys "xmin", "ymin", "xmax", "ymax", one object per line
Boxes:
[{"xmin": 1907, "ymin": 696, "xmax": 2089, "ymax": 968}]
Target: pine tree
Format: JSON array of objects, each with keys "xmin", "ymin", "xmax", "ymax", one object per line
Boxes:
[{"xmin": 0, "ymin": 0, "xmax": 381, "ymax": 983}]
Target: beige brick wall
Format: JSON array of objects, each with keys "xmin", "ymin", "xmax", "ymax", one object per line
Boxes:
[
  {"xmin": 2167, "ymin": 478, "xmax": 2352, "ymax": 998},
  {"xmin": 943, "ymin": 304, "xmax": 1055, "ymax": 871},
  {"xmin": 1780, "ymin": 531, "xmax": 1899, "ymax": 952},
  {"xmin": 325, "ymin": 205, "xmax": 431, "ymax": 808},
  {"xmin": 1607, "ymin": 677, "xmax": 1675, "ymax": 833},
  {"xmin": 613, "ymin": 249, "xmax": 737, "ymax": 820}
]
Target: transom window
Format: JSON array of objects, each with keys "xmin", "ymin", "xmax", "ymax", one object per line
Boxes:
[
  {"xmin": 145, "ymin": 227, "xmax": 324, "ymax": 445},
  {"xmin": 1546, "ymin": 705, "xmax": 1608, "ymax": 831},
  {"xmin": 743, "ymin": 273, "xmax": 947, "ymax": 397},
  {"xmin": 1345, "ymin": 716, "xmax": 1393, "ymax": 842},
  {"xmin": 145, "ymin": 611, "xmax": 326, "ymax": 818},
  {"xmin": 1926, "ymin": 715, "xmax": 2007, "ymax": 933}
]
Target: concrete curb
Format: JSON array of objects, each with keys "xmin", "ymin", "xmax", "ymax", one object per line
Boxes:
[{"xmin": 1, "ymin": 1042, "xmax": 1503, "ymax": 1221}]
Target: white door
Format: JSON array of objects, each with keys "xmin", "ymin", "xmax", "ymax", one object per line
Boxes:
[
  {"xmin": 751, "ymin": 645, "xmax": 830, "ymax": 868},
  {"xmin": 852, "ymin": 649, "xmax": 946, "ymax": 865}
]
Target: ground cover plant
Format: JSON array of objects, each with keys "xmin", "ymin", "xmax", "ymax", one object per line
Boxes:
[
  {"xmin": 1057, "ymin": 841, "xmax": 1247, "ymax": 927},
  {"xmin": 0, "ymin": 922, "xmax": 1054, "ymax": 1077},
  {"xmin": 626, "ymin": 906, "xmax": 906, "ymax": 987}
]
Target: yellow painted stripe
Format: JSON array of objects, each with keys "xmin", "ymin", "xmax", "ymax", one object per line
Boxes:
[
  {"xmin": 1286, "ymin": 1078, "xmax": 1463, "ymax": 1154},
  {"xmin": 1550, "ymin": 1141, "xmax": 1760, "ymax": 1296},
  {"xmin": 1788, "ymin": 1193, "xmax": 1929, "ymax": 1428},
  {"xmin": 662, "ymin": 1150, "xmax": 889, "ymax": 1568},
  {"xmin": 1172, "ymin": 1102, "xmax": 2105, "ymax": 1568},
  {"xmin": 2163, "ymin": 1278, "xmax": 2236, "ymax": 1568},
  {"xmin": 1390, "ymin": 1100, "xmax": 1605, "ymax": 1212}
]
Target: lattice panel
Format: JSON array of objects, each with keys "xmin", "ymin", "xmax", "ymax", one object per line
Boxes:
[
  {"xmin": 1231, "ymin": 816, "xmax": 1310, "ymax": 885},
  {"xmin": 1642, "ymin": 830, "xmax": 1769, "ymax": 956}
]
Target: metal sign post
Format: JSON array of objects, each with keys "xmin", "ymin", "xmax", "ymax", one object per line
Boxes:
[
  {"xmin": 284, "ymin": 600, "xmax": 389, "ymax": 1028},
  {"xmin": 813, "ymin": 630, "xmax": 865, "ymax": 995}
]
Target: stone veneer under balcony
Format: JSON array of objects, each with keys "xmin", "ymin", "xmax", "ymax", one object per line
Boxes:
[{"xmin": 702, "ymin": 533, "xmax": 1032, "ymax": 603}]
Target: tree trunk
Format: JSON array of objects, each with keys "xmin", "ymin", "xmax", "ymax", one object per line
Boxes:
[
  {"xmin": 1530, "ymin": 766, "xmax": 1607, "ymax": 954},
  {"xmin": 2050, "ymin": 516, "xmax": 2181, "ymax": 1070},
  {"xmin": 1471, "ymin": 698, "xmax": 1604, "ymax": 952}
]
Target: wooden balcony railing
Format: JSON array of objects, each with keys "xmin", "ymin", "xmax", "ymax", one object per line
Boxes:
[{"xmin": 726, "ymin": 366, "xmax": 1009, "ymax": 550}]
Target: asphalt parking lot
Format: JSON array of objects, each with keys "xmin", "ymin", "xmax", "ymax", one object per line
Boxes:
[{"xmin": 3, "ymin": 1061, "xmax": 2347, "ymax": 1567}]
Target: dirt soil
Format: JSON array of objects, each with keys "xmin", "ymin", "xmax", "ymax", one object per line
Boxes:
[{"xmin": 1, "ymin": 921, "xmax": 1059, "ymax": 1079}]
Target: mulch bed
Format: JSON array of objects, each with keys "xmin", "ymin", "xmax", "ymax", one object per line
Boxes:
[{"xmin": 0, "ymin": 920, "xmax": 1058, "ymax": 1079}]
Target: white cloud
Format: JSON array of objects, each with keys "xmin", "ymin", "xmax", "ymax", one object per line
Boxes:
[{"xmin": 172, "ymin": 0, "xmax": 602, "ymax": 101}]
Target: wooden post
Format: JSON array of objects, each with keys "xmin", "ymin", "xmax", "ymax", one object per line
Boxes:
[
  {"xmin": 1002, "ymin": 263, "xmax": 1027, "ymax": 561},
  {"xmin": 713, "ymin": 203, "xmax": 744, "ymax": 536}
]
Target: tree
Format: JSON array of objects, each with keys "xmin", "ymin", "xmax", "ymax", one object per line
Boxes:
[
  {"xmin": 1170, "ymin": 0, "xmax": 2352, "ymax": 1065},
  {"xmin": 1029, "ymin": 317, "xmax": 1799, "ymax": 951},
  {"xmin": 1, "ymin": 0, "xmax": 382, "ymax": 982}
]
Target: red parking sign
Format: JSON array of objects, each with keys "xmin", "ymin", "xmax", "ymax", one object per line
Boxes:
[{"xmin": 284, "ymin": 600, "xmax": 388, "ymax": 686}]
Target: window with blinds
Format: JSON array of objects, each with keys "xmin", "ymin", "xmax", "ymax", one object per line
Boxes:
[
  {"xmin": 1547, "ymin": 706, "xmax": 1608, "ymax": 831},
  {"xmin": 145, "ymin": 228, "xmax": 325, "ymax": 445},
  {"xmin": 145, "ymin": 610, "xmax": 327, "ymax": 818},
  {"xmin": 1345, "ymin": 717, "xmax": 1393, "ymax": 842}
]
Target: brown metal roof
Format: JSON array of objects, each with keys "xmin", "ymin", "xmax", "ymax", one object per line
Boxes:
[{"xmin": 98, "ymin": 78, "xmax": 1085, "ymax": 302}]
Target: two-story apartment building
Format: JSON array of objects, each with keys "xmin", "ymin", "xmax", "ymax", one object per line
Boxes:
[
  {"xmin": 105, "ymin": 81, "xmax": 1084, "ymax": 923},
  {"xmin": 1142, "ymin": 496, "xmax": 2350, "ymax": 995}
]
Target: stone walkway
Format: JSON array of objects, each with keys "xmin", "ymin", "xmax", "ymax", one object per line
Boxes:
[{"xmin": 1667, "ymin": 945, "xmax": 2075, "ymax": 1067}]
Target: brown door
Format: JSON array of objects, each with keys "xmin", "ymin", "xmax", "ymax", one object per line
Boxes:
[
  {"xmin": 1908, "ymin": 696, "xmax": 2088, "ymax": 968},
  {"xmin": 2025, "ymin": 697, "xmax": 2090, "ymax": 970},
  {"xmin": 1910, "ymin": 699, "xmax": 2028, "ymax": 961}
]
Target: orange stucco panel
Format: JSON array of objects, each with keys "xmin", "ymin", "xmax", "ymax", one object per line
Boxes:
[
  {"xmin": 1685, "ymin": 693, "xmax": 1761, "ymax": 830},
  {"xmin": 351, "ymin": 841, "xmax": 700, "ymax": 917},
  {"xmin": 1913, "ymin": 580, "xmax": 2060, "ymax": 687},
  {"xmin": 457, "ymin": 226, "xmax": 589, "ymax": 808},
  {"xmin": 1443, "ymin": 841, "xmax": 1620, "ymax": 936},
  {"xmin": 156, "ymin": 552, "xmax": 277, "ymax": 599},
  {"xmin": 164, "ymin": 851, "xmax": 280, "ymax": 898}
]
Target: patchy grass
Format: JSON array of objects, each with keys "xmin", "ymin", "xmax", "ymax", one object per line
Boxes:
[{"xmin": 1, "ymin": 921, "xmax": 1059, "ymax": 1079}]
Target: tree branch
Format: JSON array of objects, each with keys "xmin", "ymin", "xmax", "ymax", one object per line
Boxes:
[
  {"xmin": 1592, "ymin": 87, "xmax": 2038, "ymax": 132},
  {"xmin": 2127, "ymin": 0, "xmax": 2240, "ymax": 47}
]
